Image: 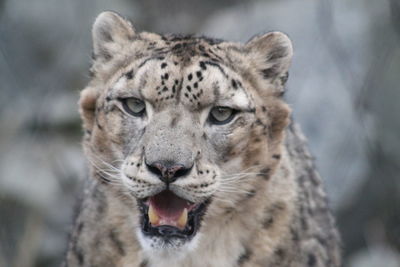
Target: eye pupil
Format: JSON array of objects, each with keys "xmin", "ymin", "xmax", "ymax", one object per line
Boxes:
[
  {"xmin": 122, "ymin": 98, "xmax": 146, "ymax": 117},
  {"xmin": 209, "ymin": 106, "xmax": 235, "ymax": 125}
]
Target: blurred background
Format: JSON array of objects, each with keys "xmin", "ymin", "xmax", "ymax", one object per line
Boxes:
[{"xmin": 0, "ymin": 0, "xmax": 399, "ymax": 266}]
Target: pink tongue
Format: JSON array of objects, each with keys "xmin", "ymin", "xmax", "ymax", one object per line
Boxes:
[{"xmin": 149, "ymin": 191, "xmax": 190, "ymax": 220}]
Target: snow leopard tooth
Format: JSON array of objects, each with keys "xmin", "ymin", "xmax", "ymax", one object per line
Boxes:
[
  {"xmin": 148, "ymin": 204, "xmax": 160, "ymax": 226},
  {"xmin": 177, "ymin": 208, "xmax": 188, "ymax": 229}
]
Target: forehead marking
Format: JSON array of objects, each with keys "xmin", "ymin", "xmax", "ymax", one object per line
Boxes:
[
  {"xmin": 137, "ymin": 56, "xmax": 165, "ymax": 71},
  {"xmin": 117, "ymin": 51, "xmax": 250, "ymax": 109},
  {"xmin": 200, "ymin": 61, "xmax": 228, "ymax": 79}
]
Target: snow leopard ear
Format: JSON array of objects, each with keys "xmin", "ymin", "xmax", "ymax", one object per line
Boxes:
[
  {"xmin": 92, "ymin": 11, "xmax": 136, "ymax": 61},
  {"xmin": 245, "ymin": 32, "xmax": 293, "ymax": 88},
  {"xmin": 79, "ymin": 86, "xmax": 98, "ymax": 133}
]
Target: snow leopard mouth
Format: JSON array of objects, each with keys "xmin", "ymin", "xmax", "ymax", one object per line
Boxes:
[{"xmin": 138, "ymin": 190, "xmax": 210, "ymax": 240}]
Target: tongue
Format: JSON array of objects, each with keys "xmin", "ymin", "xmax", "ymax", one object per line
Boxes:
[
  {"xmin": 148, "ymin": 191, "xmax": 192, "ymax": 229},
  {"xmin": 149, "ymin": 190, "xmax": 190, "ymax": 219}
]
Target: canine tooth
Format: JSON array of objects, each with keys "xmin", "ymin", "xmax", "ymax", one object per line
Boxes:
[
  {"xmin": 177, "ymin": 208, "xmax": 188, "ymax": 229},
  {"xmin": 148, "ymin": 205, "xmax": 159, "ymax": 225}
]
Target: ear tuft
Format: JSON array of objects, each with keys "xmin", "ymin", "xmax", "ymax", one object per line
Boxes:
[
  {"xmin": 246, "ymin": 32, "xmax": 293, "ymax": 84},
  {"xmin": 92, "ymin": 11, "xmax": 135, "ymax": 61}
]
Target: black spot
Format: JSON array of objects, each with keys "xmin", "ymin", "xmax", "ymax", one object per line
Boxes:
[
  {"xmin": 280, "ymin": 72, "xmax": 289, "ymax": 85},
  {"xmin": 307, "ymin": 253, "xmax": 317, "ymax": 266},
  {"xmin": 96, "ymin": 118, "xmax": 103, "ymax": 130},
  {"xmin": 170, "ymin": 116, "xmax": 178, "ymax": 127},
  {"xmin": 188, "ymin": 73, "xmax": 193, "ymax": 81},
  {"xmin": 262, "ymin": 106, "xmax": 267, "ymax": 112},
  {"xmin": 101, "ymin": 50, "xmax": 113, "ymax": 61},
  {"xmin": 186, "ymin": 85, "xmax": 191, "ymax": 92},
  {"xmin": 263, "ymin": 216, "xmax": 274, "ymax": 229},
  {"xmin": 275, "ymin": 248, "xmax": 286, "ymax": 259},
  {"xmin": 196, "ymin": 71, "xmax": 202, "ymax": 78},
  {"xmin": 193, "ymin": 82, "xmax": 198, "ymax": 88},
  {"xmin": 164, "ymin": 73, "xmax": 169, "ymax": 80},
  {"xmin": 73, "ymin": 245, "xmax": 84, "ymax": 265},
  {"xmin": 246, "ymin": 189, "xmax": 256, "ymax": 198},
  {"xmin": 272, "ymin": 154, "xmax": 281, "ymax": 159},
  {"xmin": 175, "ymin": 79, "xmax": 179, "ymax": 85},
  {"xmin": 231, "ymin": 79, "xmax": 238, "ymax": 89},
  {"xmin": 173, "ymin": 43, "xmax": 182, "ymax": 50},
  {"xmin": 161, "ymin": 62, "xmax": 167, "ymax": 69},
  {"xmin": 261, "ymin": 67, "xmax": 278, "ymax": 79},
  {"xmin": 125, "ymin": 70, "xmax": 134, "ymax": 79},
  {"xmin": 162, "ymin": 86, "xmax": 168, "ymax": 92},
  {"xmin": 88, "ymin": 69, "xmax": 95, "ymax": 78},
  {"xmin": 199, "ymin": 61, "xmax": 207, "ymax": 70},
  {"xmin": 77, "ymin": 222, "xmax": 84, "ymax": 233},
  {"xmin": 291, "ymin": 227, "xmax": 300, "ymax": 242},
  {"xmin": 109, "ymin": 230, "xmax": 126, "ymax": 256},
  {"xmin": 255, "ymin": 119, "xmax": 266, "ymax": 127},
  {"xmin": 184, "ymin": 93, "xmax": 189, "ymax": 98},
  {"xmin": 258, "ymin": 168, "xmax": 271, "ymax": 180},
  {"xmin": 237, "ymin": 247, "xmax": 252, "ymax": 265}
]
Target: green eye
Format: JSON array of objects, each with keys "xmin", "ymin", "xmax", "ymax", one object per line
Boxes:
[
  {"xmin": 121, "ymin": 98, "xmax": 146, "ymax": 117},
  {"xmin": 209, "ymin": 106, "xmax": 236, "ymax": 125}
]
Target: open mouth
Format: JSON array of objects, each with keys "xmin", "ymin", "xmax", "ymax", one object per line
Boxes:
[{"xmin": 138, "ymin": 190, "xmax": 209, "ymax": 240}]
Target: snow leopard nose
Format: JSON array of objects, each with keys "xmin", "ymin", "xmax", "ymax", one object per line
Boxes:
[{"xmin": 145, "ymin": 161, "xmax": 193, "ymax": 184}]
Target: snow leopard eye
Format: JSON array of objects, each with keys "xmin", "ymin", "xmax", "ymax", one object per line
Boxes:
[
  {"xmin": 121, "ymin": 98, "xmax": 146, "ymax": 117},
  {"xmin": 209, "ymin": 106, "xmax": 237, "ymax": 125}
]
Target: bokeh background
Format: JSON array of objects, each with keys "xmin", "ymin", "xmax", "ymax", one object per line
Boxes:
[{"xmin": 0, "ymin": 0, "xmax": 399, "ymax": 266}]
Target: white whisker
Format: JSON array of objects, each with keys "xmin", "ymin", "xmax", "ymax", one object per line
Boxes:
[{"xmin": 85, "ymin": 150, "xmax": 125, "ymax": 186}]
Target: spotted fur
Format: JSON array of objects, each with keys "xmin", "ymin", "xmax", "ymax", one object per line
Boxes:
[{"xmin": 64, "ymin": 11, "xmax": 341, "ymax": 267}]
